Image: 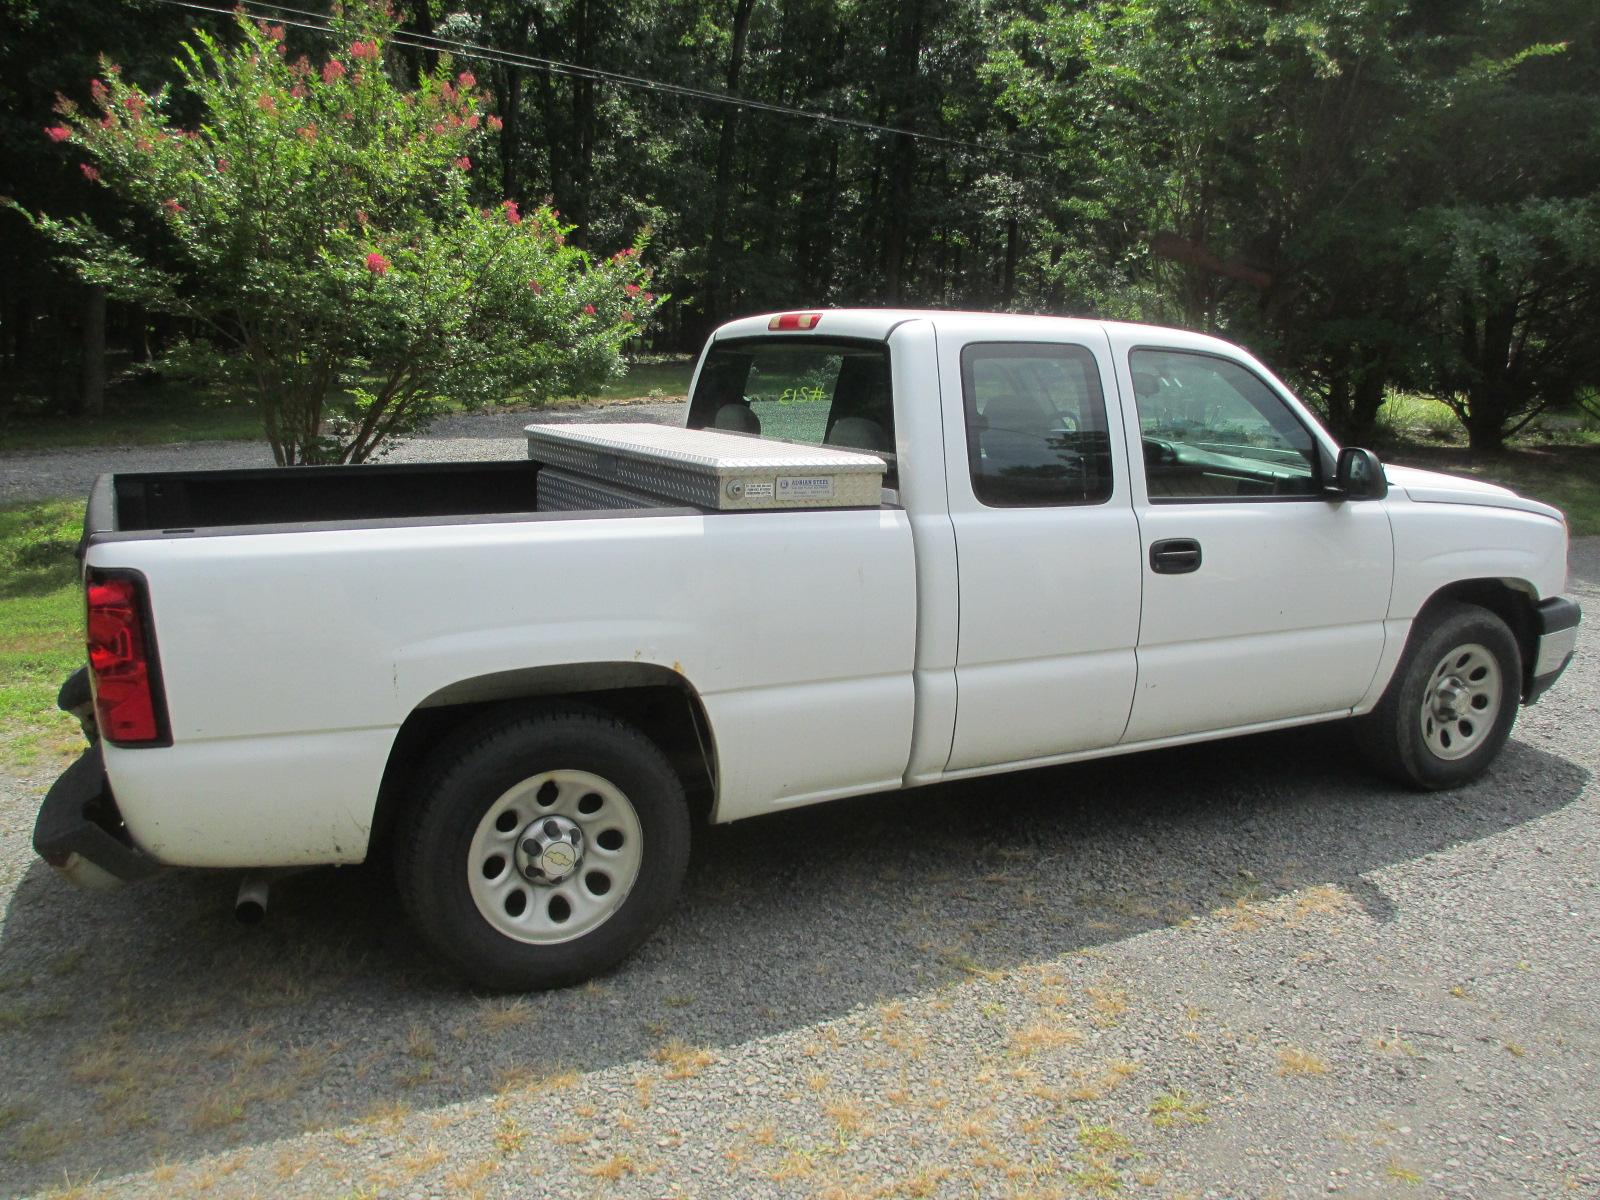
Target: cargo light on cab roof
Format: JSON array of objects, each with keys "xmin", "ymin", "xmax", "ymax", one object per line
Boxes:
[{"xmin": 768, "ymin": 312, "xmax": 822, "ymax": 331}]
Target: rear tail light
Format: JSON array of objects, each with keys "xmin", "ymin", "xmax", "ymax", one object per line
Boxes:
[
  {"xmin": 768, "ymin": 312, "xmax": 822, "ymax": 331},
  {"xmin": 86, "ymin": 571, "xmax": 169, "ymax": 746}
]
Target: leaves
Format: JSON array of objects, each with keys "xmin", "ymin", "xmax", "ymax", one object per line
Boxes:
[{"xmin": 24, "ymin": 2, "xmax": 656, "ymax": 464}]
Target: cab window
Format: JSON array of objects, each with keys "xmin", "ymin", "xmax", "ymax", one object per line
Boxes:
[
  {"xmin": 961, "ymin": 343, "xmax": 1114, "ymax": 507},
  {"xmin": 686, "ymin": 338, "xmax": 896, "ymax": 483},
  {"xmin": 1130, "ymin": 349, "xmax": 1320, "ymax": 500}
]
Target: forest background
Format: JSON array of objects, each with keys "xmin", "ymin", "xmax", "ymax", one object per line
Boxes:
[{"xmin": 2, "ymin": 0, "xmax": 1597, "ymax": 453}]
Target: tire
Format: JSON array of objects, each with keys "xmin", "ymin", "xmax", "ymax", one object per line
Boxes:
[
  {"xmin": 1354, "ymin": 601, "xmax": 1522, "ymax": 790},
  {"xmin": 395, "ymin": 704, "xmax": 690, "ymax": 991}
]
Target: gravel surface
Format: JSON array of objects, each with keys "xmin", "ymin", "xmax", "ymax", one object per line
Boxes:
[
  {"xmin": 0, "ymin": 400, "xmax": 686, "ymax": 507},
  {"xmin": 0, "ymin": 528, "xmax": 1595, "ymax": 1197}
]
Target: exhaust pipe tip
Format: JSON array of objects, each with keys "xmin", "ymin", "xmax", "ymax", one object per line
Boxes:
[
  {"xmin": 235, "ymin": 874, "xmax": 270, "ymax": 924},
  {"xmin": 235, "ymin": 897, "xmax": 265, "ymax": 924}
]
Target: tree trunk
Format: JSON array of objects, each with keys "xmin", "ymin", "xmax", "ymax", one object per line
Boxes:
[
  {"xmin": 79, "ymin": 285, "xmax": 106, "ymax": 419},
  {"xmin": 1001, "ymin": 217, "xmax": 1019, "ymax": 308},
  {"xmin": 705, "ymin": 0, "xmax": 757, "ymax": 332},
  {"xmin": 1464, "ymin": 385, "xmax": 1510, "ymax": 452},
  {"xmin": 880, "ymin": 0, "xmax": 926, "ymax": 303}
]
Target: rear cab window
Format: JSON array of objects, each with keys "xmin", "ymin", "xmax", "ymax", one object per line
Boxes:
[
  {"xmin": 960, "ymin": 343, "xmax": 1115, "ymax": 507},
  {"xmin": 686, "ymin": 337, "xmax": 896, "ymax": 486}
]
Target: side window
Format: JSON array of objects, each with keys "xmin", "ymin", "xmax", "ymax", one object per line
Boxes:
[
  {"xmin": 961, "ymin": 343, "xmax": 1115, "ymax": 507},
  {"xmin": 1130, "ymin": 349, "xmax": 1320, "ymax": 500}
]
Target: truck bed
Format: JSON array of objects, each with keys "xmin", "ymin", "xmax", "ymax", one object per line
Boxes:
[{"xmin": 86, "ymin": 461, "xmax": 584, "ymax": 539}]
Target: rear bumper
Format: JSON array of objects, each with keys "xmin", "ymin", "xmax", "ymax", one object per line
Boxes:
[
  {"xmin": 1525, "ymin": 596, "xmax": 1581, "ymax": 705},
  {"xmin": 33, "ymin": 743, "xmax": 160, "ymax": 890}
]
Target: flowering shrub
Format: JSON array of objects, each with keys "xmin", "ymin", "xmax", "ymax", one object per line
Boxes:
[{"xmin": 16, "ymin": 3, "xmax": 658, "ymax": 464}]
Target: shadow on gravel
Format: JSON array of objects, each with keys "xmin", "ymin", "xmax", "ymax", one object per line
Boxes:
[{"xmin": 0, "ymin": 725, "xmax": 1587, "ymax": 1191}]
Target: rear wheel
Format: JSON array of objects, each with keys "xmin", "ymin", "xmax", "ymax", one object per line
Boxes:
[
  {"xmin": 395, "ymin": 706, "xmax": 690, "ymax": 990},
  {"xmin": 1354, "ymin": 601, "xmax": 1521, "ymax": 789}
]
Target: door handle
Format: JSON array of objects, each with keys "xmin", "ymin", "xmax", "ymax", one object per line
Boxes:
[{"xmin": 1150, "ymin": 538, "xmax": 1202, "ymax": 574}]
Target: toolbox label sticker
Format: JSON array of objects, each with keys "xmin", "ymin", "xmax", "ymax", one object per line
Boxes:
[{"xmin": 776, "ymin": 476, "xmax": 835, "ymax": 500}]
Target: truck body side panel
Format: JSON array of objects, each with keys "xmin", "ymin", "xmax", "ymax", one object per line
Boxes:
[{"xmin": 89, "ymin": 507, "xmax": 917, "ymax": 864}]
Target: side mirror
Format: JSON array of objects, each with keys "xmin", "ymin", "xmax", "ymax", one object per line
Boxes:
[{"xmin": 1331, "ymin": 447, "xmax": 1387, "ymax": 500}]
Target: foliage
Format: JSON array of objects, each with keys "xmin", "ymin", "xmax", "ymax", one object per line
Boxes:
[
  {"xmin": 0, "ymin": 500, "xmax": 86, "ymax": 769},
  {"xmin": 17, "ymin": 4, "xmax": 659, "ymax": 463},
  {"xmin": 3, "ymin": 0, "xmax": 1597, "ymax": 456}
]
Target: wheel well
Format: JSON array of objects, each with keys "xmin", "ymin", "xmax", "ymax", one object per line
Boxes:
[
  {"xmin": 369, "ymin": 665, "xmax": 718, "ymax": 853},
  {"xmin": 1419, "ymin": 579, "xmax": 1538, "ymax": 695}
]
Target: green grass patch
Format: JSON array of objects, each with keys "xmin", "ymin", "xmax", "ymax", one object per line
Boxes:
[
  {"xmin": 0, "ymin": 357, "xmax": 695, "ymax": 453},
  {"xmin": 0, "ymin": 500, "xmax": 88, "ymax": 770}
]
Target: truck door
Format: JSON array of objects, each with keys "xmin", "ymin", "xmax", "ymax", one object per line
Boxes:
[
  {"xmin": 1109, "ymin": 337, "xmax": 1393, "ymax": 743},
  {"xmin": 939, "ymin": 324, "xmax": 1143, "ymax": 772}
]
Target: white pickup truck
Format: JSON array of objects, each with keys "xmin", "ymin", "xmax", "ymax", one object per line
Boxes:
[{"xmin": 35, "ymin": 310, "xmax": 1581, "ymax": 990}]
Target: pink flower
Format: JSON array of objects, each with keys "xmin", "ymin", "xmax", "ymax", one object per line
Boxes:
[
  {"xmin": 487, "ymin": 114, "xmax": 503, "ymax": 131},
  {"xmin": 439, "ymin": 81, "xmax": 456, "ymax": 103},
  {"xmin": 340, "ymin": 111, "xmax": 354, "ymax": 121},
  {"xmin": 432, "ymin": 121, "xmax": 446, "ymax": 134},
  {"xmin": 503, "ymin": 200, "xmax": 521, "ymax": 225},
  {"xmin": 298, "ymin": 123, "xmax": 317, "ymax": 141},
  {"xmin": 465, "ymin": 113, "xmax": 479, "ymax": 129},
  {"xmin": 268, "ymin": 24, "xmax": 285, "ymax": 41},
  {"xmin": 453, "ymin": 155, "xmax": 471, "ymax": 171},
  {"xmin": 527, "ymin": 280, "xmax": 543, "ymax": 293},
  {"xmin": 458, "ymin": 71, "xmax": 476, "ymax": 88},
  {"xmin": 322, "ymin": 59, "xmax": 346, "ymax": 83},
  {"xmin": 98, "ymin": 114, "xmax": 113, "ymax": 129},
  {"xmin": 622, "ymin": 310, "xmax": 634, "ymax": 322},
  {"xmin": 162, "ymin": 197, "xmax": 183, "ymax": 214},
  {"xmin": 365, "ymin": 252, "xmax": 390, "ymax": 275},
  {"xmin": 79, "ymin": 163, "xmax": 100, "ymax": 181},
  {"xmin": 625, "ymin": 283, "xmax": 641, "ymax": 297},
  {"xmin": 122, "ymin": 92, "xmax": 145, "ymax": 115},
  {"xmin": 554, "ymin": 234, "xmax": 566, "ymax": 246},
  {"xmin": 350, "ymin": 39, "xmax": 379, "ymax": 61},
  {"xmin": 643, "ymin": 292, "xmax": 655, "ymax": 303},
  {"xmin": 216, "ymin": 157, "xmax": 229, "ymax": 172},
  {"xmin": 583, "ymin": 304, "xmax": 596, "ymax": 315},
  {"xmin": 356, "ymin": 209, "xmax": 368, "ymax": 225},
  {"xmin": 289, "ymin": 84, "xmax": 307, "ymax": 99},
  {"xmin": 44, "ymin": 125, "xmax": 71, "ymax": 142},
  {"xmin": 89, "ymin": 79, "xmax": 108, "ymax": 103},
  {"xmin": 257, "ymin": 93, "xmax": 276, "ymax": 113}
]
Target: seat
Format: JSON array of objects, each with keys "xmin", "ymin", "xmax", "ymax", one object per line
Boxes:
[
  {"xmin": 711, "ymin": 401, "xmax": 761, "ymax": 435},
  {"xmin": 826, "ymin": 416, "xmax": 890, "ymax": 452}
]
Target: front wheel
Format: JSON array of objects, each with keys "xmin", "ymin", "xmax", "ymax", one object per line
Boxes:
[
  {"xmin": 395, "ymin": 706, "xmax": 690, "ymax": 990},
  {"xmin": 1354, "ymin": 601, "xmax": 1521, "ymax": 790}
]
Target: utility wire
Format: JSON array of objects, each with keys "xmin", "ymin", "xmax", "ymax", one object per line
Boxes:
[{"xmin": 146, "ymin": 0, "xmax": 1046, "ymax": 163}]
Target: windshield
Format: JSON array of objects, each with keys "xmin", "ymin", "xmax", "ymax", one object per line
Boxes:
[{"xmin": 686, "ymin": 338, "xmax": 896, "ymax": 482}]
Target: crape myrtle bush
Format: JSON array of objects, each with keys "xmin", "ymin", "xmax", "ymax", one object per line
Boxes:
[{"xmin": 21, "ymin": 2, "xmax": 659, "ymax": 464}]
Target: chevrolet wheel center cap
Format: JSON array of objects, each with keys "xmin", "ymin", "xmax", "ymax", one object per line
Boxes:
[{"xmin": 540, "ymin": 841, "xmax": 578, "ymax": 879}]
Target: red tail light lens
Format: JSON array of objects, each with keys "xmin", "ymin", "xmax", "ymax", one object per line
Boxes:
[{"xmin": 87, "ymin": 573, "xmax": 167, "ymax": 745}]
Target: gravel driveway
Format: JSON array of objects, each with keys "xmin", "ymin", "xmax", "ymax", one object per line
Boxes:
[
  {"xmin": 0, "ymin": 488, "xmax": 1595, "ymax": 1196},
  {"xmin": 0, "ymin": 400, "xmax": 686, "ymax": 507}
]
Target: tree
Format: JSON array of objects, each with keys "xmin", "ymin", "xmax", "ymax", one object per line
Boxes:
[
  {"xmin": 16, "ymin": 3, "xmax": 657, "ymax": 464},
  {"xmin": 1418, "ymin": 200, "xmax": 1600, "ymax": 451}
]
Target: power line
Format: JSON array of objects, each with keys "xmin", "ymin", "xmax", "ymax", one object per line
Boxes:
[{"xmin": 145, "ymin": 0, "xmax": 1046, "ymax": 163}]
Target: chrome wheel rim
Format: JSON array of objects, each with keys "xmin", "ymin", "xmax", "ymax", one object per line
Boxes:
[
  {"xmin": 1419, "ymin": 643, "xmax": 1502, "ymax": 761},
  {"xmin": 467, "ymin": 769, "xmax": 644, "ymax": 945}
]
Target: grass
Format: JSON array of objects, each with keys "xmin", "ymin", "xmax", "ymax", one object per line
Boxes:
[
  {"xmin": 0, "ymin": 500, "xmax": 87, "ymax": 768},
  {"xmin": 0, "ymin": 357, "xmax": 695, "ymax": 453}
]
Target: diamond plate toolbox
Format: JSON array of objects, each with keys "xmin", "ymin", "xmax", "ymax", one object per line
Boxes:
[{"xmin": 526, "ymin": 423, "xmax": 886, "ymax": 511}]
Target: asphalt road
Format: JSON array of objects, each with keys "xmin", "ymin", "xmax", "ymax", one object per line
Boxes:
[{"xmin": 0, "ymin": 531, "xmax": 1594, "ymax": 1197}]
